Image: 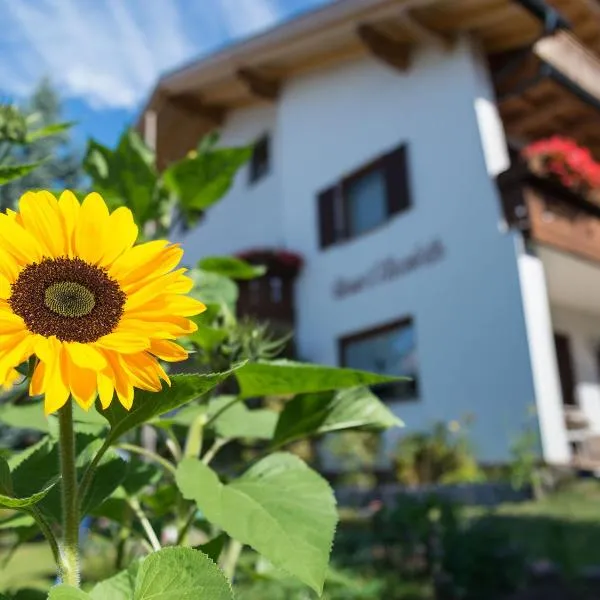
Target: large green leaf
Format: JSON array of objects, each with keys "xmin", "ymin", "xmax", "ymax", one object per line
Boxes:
[
  {"xmin": 190, "ymin": 270, "xmax": 238, "ymax": 309},
  {"xmin": 198, "ymin": 256, "xmax": 266, "ymax": 280},
  {"xmin": 208, "ymin": 396, "xmax": 277, "ymax": 440},
  {"xmin": 80, "ymin": 449, "xmax": 128, "ymax": 516},
  {"xmin": 83, "ymin": 130, "xmax": 157, "ymax": 224},
  {"xmin": 162, "ymin": 143, "xmax": 251, "ymax": 217},
  {"xmin": 90, "ymin": 560, "xmax": 140, "ymax": 600},
  {"xmin": 0, "ymin": 456, "xmax": 12, "ymax": 495},
  {"xmin": 48, "ymin": 586, "xmax": 90, "ymax": 599},
  {"xmin": 99, "ymin": 369, "xmax": 238, "ymax": 444},
  {"xmin": 0, "ymin": 403, "xmax": 50, "ymax": 433},
  {"xmin": 176, "ymin": 453, "xmax": 337, "ymax": 594},
  {"xmin": 0, "ymin": 479, "xmax": 55, "ymax": 509},
  {"xmin": 235, "ymin": 359, "xmax": 403, "ymax": 399},
  {"xmin": 273, "ymin": 387, "xmax": 402, "ymax": 446},
  {"xmin": 0, "ymin": 162, "xmax": 42, "ymax": 184},
  {"xmin": 133, "ymin": 547, "xmax": 234, "ymax": 599}
]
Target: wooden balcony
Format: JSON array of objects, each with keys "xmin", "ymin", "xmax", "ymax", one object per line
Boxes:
[{"xmin": 497, "ymin": 161, "xmax": 600, "ymax": 264}]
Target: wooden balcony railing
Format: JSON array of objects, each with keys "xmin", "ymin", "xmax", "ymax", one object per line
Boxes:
[{"xmin": 497, "ymin": 161, "xmax": 600, "ymax": 264}]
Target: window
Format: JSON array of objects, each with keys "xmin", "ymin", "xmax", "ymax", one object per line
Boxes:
[
  {"xmin": 248, "ymin": 134, "xmax": 270, "ymax": 184},
  {"xmin": 340, "ymin": 317, "xmax": 418, "ymax": 401},
  {"xmin": 317, "ymin": 144, "xmax": 411, "ymax": 248},
  {"xmin": 554, "ymin": 332, "xmax": 577, "ymax": 406}
]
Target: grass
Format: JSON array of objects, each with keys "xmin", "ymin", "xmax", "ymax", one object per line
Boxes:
[
  {"xmin": 1, "ymin": 480, "xmax": 600, "ymax": 597},
  {"xmin": 480, "ymin": 479, "xmax": 600, "ymax": 573}
]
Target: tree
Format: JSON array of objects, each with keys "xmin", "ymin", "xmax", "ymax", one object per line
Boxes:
[{"xmin": 0, "ymin": 78, "xmax": 81, "ymax": 210}]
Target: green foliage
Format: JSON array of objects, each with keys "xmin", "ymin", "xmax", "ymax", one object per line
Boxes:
[
  {"xmin": 0, "ymin": 79, "xmax": 81, "ymax": 209},
  {"xmin": 235, "ymin": 359, "xmax": 404, "ymax": 398},
  {"xmin": 198, "ymin": 256, "xmax": 266, "ymax": 280},
  {"xmin": 0, "ymin": 115, "xmax": 406, "ymax": 597},
  {"xmin": 392, "ymin": 420, "xmax": 483, "ymax": 486},
  {"xmin": 162, "ymin": 135, "xmax": 251, "ymax": 224},
  {"xmin": 86, "ymin": 548, "xmax": 234, "ymax": 600},
  {"xmin": 273, "ymin": 387, "xmax": 402, "ymax": 447},
  {"xmin": 98, "ymin": 369, "xmax": 239, "ymax": 444},
  {"xmin": 176, "ymin": 453, "xmax": 337, "ymax": 594}
]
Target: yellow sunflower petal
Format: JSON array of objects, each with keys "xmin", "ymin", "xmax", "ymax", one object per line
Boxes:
[
  {"xmin": 0, "ymin": 332, "xmax": 34, "ymax": 383},
  {"xmin": 149, "ymin": 339, "xmax": 188, "ymax": 362},
  {"xmin": 65, "ymin": 355, "xmax": 97, "ymax": 410},
  {"xmin": 0, "ymin": 247, "xmax": 21, "ymax": 282},
  {"xmin": 96, "ymin": 332, "xmax": 150, "ymax": 354},
  {"xmin": 2, "ymin": 368, "xmax": 22, "ymax": 391},
  {"xmin": 64, "ymin": 342, "xmax": 107, "ymax": 371},
  {"xmin": 42, "ymin": 340, "xmax": 69, "ymax": 415},
  {"xmin": 18, "ymin": 191, "xmax": 65, "ymax": 257},
  {"xmin": 104, "ymin": 352, "xmax": 134, "ymax": 410},
  {"xmin": 99, "ymin": 207, "xmax": 139, "ymax": 267},
  {"xmin": 120, "ymin": 352, "xmax": 163, "ymax": 391},
  {"xmin": 0, "ymin": 213, "xmax": 44, "ymax": 265},
  {"xmin": 124, "ymin": 270, "xmax": 195, "ymax": 311},
  {"xmin": 0, "ymin": 274, "xmax": 11, "ymax": 300},
  {"xmin": 74, "ymin": 192, "xmax": 110, "ymax": 264},
  {"xmin": 58, "ymin": 191, "xmax": 80, "ymax": 257},
  {"xmin": 97, "ymin": 371, "xmax": 115, "ymax": 409},
  {"xmin": 30, "ymin": 361, "xmax": 45, "ymax": 396},
  {"xmin": 128, "ymin": 296, "xmax": 206, "ymax": 319}
]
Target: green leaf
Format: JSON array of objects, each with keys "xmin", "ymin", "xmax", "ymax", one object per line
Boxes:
[
  {"xmin": 0, "ymin": 403, "xmax": 51, "ymax": 433},
  {"xmin": 197, "ymin": 532, "xmax": 228, "ymax": 563},
  {"xmin": 0, "ymin": 162, "xmax": 42, "ymax": 184},
  {"xmin": 99, "ymin": 369, "xmax": 238, "ymax": 444},
  {"xmin": 0, "ymin": 456, "xmax": 12, "ymax": 495},
  {"xmin": 188, "ymin": 321, "xmax": 228, "ymax": 352},
  {"xmin": 133, "ymin": 547, "xmax": 234, "ymax": 599},
  {"xmin": 48, "ymin": 585, "xmax": 90, "ymax": 599},
  {"xmin": 273, "ymin": 387, "xmax": 402, "ymax": 446},
  {"xmin": 209, "ymin": 396, "xmax": 277, "ymax": 440},
  {"xmin": 162, "ymin": 144, "xmax": 251, "ymax": 216},
  {"xmin": 25, "ymin": 121, "xmax": 74, "ymax": 142},
  {"xmin": 80, "ymin": 449, "xmax": 128, "ymax": 516},
  {"xmin": 121, "ymin": 458, "xmax": 161, "ymax": 496},
  {"xmin": 10, "ymin": 437, "xmax": 58, "ymax": 499},
  {"xmin": 235, "ymin": 359, "xmax": 404, "ymax": 399},
  {"xmin": 90, "ymin": 560, "xmax": 140, "ymax": 600},
  {"xmin": 190, "ymin": 270, "xmax": 238, "ymax": 309},
  {"xmin": 83, "ymin": 130, "xmax": 157, "ymax": 224},
  {"xmin": 177, "ymin": 453, "xmax": 337, "ymax": 594},
  {"xmin": 198, "ymin": 256, "xmax": 266, "ymax": 280},
  {"xmin": 0, "ymin": 481, "xmax": 55, "ymax": 509}
]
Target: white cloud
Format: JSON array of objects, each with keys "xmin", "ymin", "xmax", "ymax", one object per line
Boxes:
[
  {"xmin": 217, "ymin": 0, "xmax": 280, "ymax": 37},
  {"xmin": 0, "ymin": 0, "xmax": 288, "ymax": 111}
]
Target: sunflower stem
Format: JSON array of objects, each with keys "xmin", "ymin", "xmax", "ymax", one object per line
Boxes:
[
  {"xmin": 58, "ymin": 401, "xmax": 80, "ymax": 587},
  {"xmin": 184, "ymin": 414, "xmax": 207, "ymax": 459}
]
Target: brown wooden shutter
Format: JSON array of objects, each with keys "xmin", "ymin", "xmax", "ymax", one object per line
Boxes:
[
  {"xmin": 317, "ymin": 186, "xmax": 337, "ymax": 249},
  {"xmin": 383, "ymin": 144, "xmax": 411, "ymax": 216},
  {"xmin": 554, "ymin": 332, "xmax": 577, "ymax": 406}
]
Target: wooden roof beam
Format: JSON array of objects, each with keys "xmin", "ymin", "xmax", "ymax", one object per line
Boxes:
[
  {"xmin": 237, "ymin": 68, "xmax": 281, "ymax": 101},
  {"xmin": 357, "ymin": 24, "xmax": 413, "ymax": 72},
  {"xmin": 167, "ymin": 93, "xmax": 226, "ymax": 126},
  {"xmin": 534, "ymin": 31, "xmax": 600, "ymax": 110},
  {"xmin": 400, "ymin": 11, "xmax": 453, "ymax": 50}
]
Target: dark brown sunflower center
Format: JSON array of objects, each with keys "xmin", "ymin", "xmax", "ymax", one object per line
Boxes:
[{"xmin": 9, "ymin": 257, "xmax": 126, "ymax": 343}]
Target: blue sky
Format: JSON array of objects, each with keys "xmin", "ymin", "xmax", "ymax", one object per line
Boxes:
[{"xmin": 0, "ymin": 0, "xmax": 330, "ymax": 149}]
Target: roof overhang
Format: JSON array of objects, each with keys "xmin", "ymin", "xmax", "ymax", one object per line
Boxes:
[{"xmin": 140, "ymin": 0, "xmax": 600, "ymax": 166}]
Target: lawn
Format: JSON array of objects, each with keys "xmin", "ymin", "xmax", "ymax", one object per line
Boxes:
[{"xmin": 1, "ymin": 480, "xmax": 600, "ymax": 598}]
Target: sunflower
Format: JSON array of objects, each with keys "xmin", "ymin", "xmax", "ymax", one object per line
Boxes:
[{"xmin": 0, "ymin": 191, "xmax": 205, "ymax": 414}]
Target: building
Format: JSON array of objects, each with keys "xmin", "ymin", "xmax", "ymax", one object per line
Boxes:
[{"xmin": 140, "ymin": 0, "xmax": 600, "ymax": 467}]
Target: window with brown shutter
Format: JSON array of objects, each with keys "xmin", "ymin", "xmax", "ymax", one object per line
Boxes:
[{"xmin": 315, "ymin": 143, "xmax": 411, "ymax": 249}]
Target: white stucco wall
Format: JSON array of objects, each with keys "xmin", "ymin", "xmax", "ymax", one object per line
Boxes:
[
  {"xmin": 279, "ymin": 39, "xmax": 536, "ymax": 463},
  {"xmin": 178, "ymin": 104, "xmax": 284, "ymax": 259},
  {"xmin": 552, "ymin": 305, "xmax": 600, "ymax": 436},
  {"xmin": 178, "ymin": 37, "xmax": 540, "ymax": 463}
]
